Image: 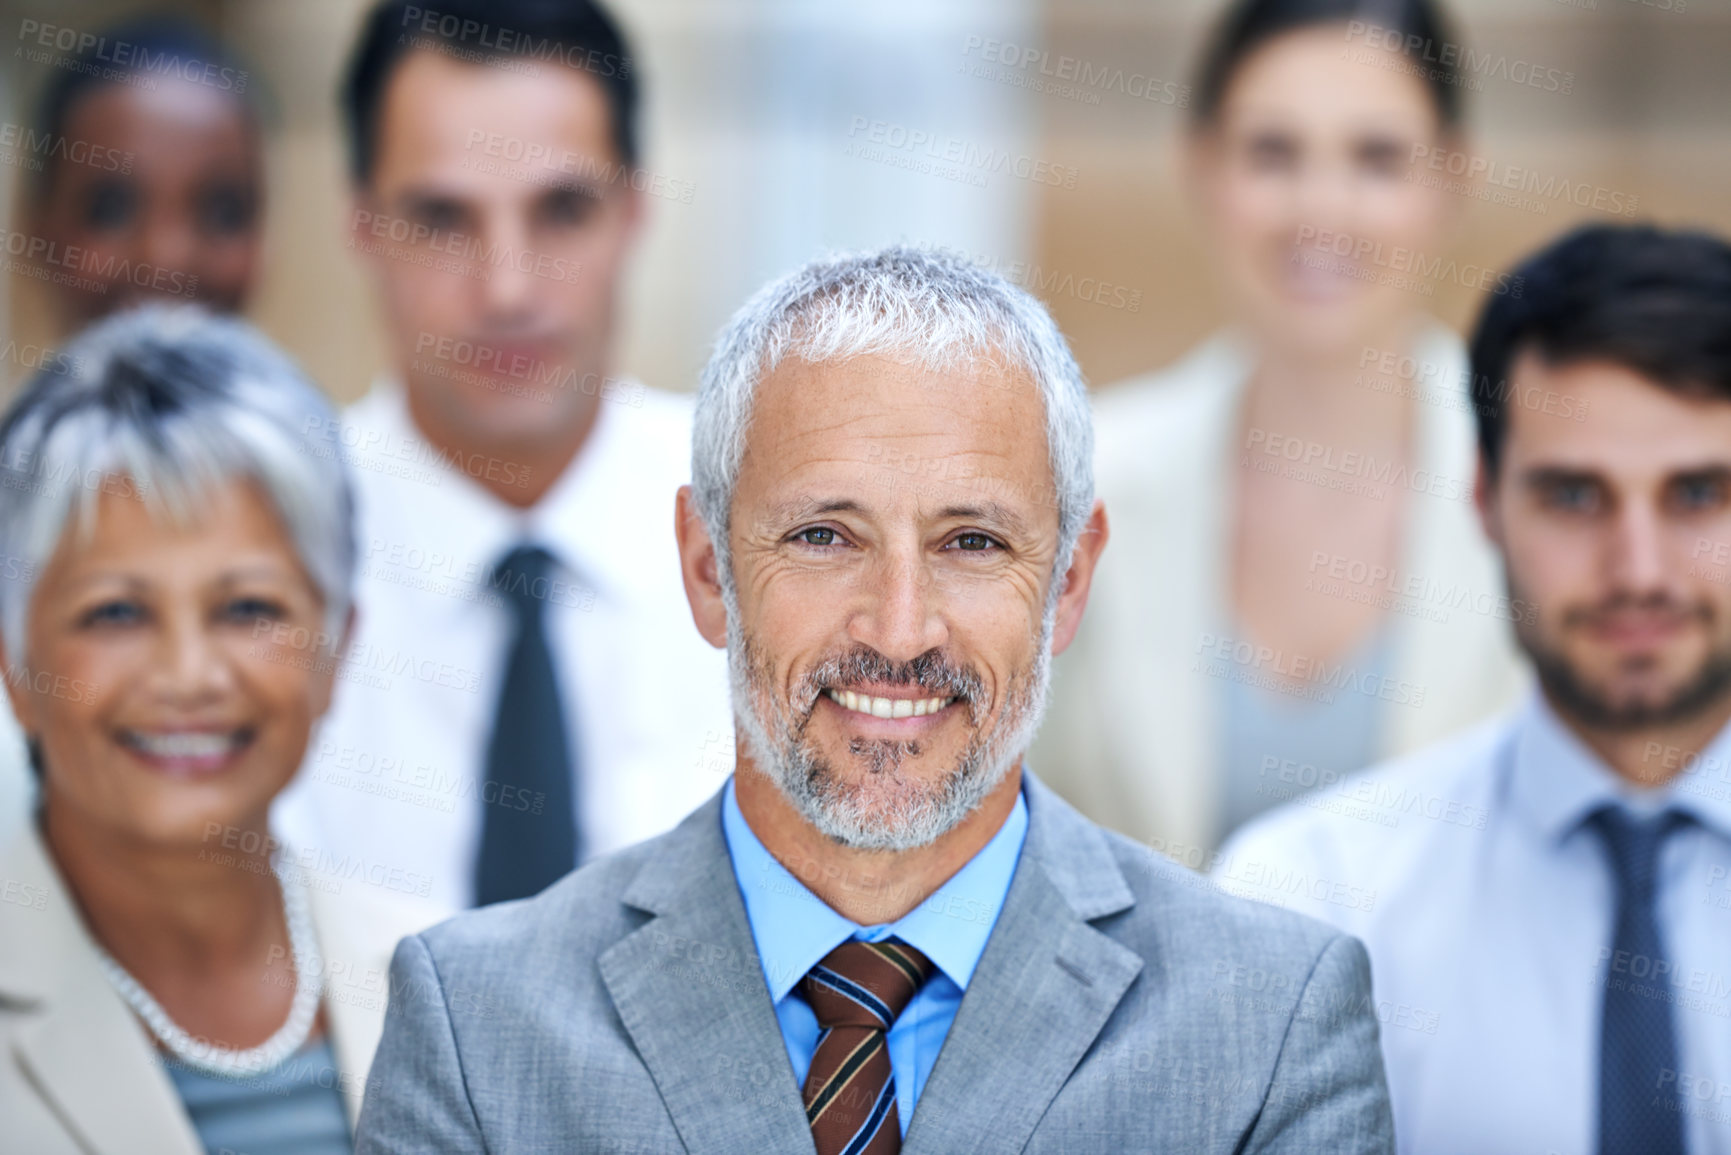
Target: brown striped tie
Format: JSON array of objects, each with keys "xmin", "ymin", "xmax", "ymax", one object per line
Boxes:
[{"xmin": 801, "ymin": 939, "xmax": 933, "ymax": 1155}]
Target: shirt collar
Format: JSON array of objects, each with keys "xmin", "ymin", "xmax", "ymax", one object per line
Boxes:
[
  {"xmin": 349, "ymin": 378, "xmax": 649, "ymax": 608},
  {"xmin": 721, "ymin": 776, "xmax": 1028, "ymax": 1003},
  {"xmin": 1509, "ymin": 690, "xmax": 1731, "ymax": 844}
]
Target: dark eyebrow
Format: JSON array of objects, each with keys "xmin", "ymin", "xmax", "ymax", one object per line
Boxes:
[
  {"xmin": 534, "ymin": 176, "xmax": 605, "ymax": 201},
  {"xmin": 1354, "ymin": 132, "xmax": 1409, "ymax": 157},
  {"xmin": 1669, "ymin": 465, "xmax": 1731, "ymax": 486},
  {"xmin": 393, "ymin": 187, "xmax": 471, "ymax": 216},
  {"xmin": 1519, "ymin": 466, "xmax": 1602, "ymax": 490},
  {"xmin": 1522, "ymin": 463, "xmax": 1731, "ymax": 491}
]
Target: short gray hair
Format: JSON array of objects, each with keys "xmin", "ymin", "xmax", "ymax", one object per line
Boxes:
[
  {"xmin": 692, "ymin": 246, "xmax": 1093, "ymax": 585},
  {"xmin": 0, "ymin": 306, "xmax": 355, "ymax": 664}
]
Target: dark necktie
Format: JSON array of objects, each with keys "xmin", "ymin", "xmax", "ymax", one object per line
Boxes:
[
  {"xmin": 472, "ymin": 544, "xmax": 578, "ymax": 906},
  {"xmin": 802, "ymin": 939, "xmax": 933, "ymax": 1155},
  {"xmin": 1590, "ymin": 805, "xmax": 1691, "ymax": 1155}
]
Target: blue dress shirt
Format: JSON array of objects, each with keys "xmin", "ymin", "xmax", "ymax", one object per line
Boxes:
[
  {"xmin": 721, "ymin": 777, "xmax": 1028, "ymax": 1138},
  {"xmin": 1219, "ymin": 695, "xmax": 1731, "ymax": 1155}
]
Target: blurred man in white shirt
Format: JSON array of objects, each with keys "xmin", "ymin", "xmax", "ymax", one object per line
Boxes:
[
  {"xmin": 276, "ymin": 0, "xmax": 731, "ymax": 909},
  {"xmin": 1218, "ymin": 224, "xmax": 1731, "ymax": 1155}
]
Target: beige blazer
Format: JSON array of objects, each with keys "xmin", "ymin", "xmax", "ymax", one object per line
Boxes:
[
  {"xmin": 0, "ymin": 822, "xmax": 448, "ymax": 1155},
  {"xmin": 1034, "ymin": 325, "xmax": 1530, "ymax": 863}
]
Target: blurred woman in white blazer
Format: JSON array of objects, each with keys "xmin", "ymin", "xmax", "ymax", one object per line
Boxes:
[
  {"xmin": 0, "ymin": 308, "xmax": 445, "ymax": 1155},
  {"xmin": 1036, "ymin": 0, "xmax": 1528, "ymax": 862}
]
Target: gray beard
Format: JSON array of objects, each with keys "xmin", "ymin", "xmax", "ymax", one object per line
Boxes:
[{"xmin": 726, "ymin": 598, "xmax": 1053, "ymax": 853}]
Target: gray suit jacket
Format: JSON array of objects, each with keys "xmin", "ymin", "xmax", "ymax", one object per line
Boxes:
[{"xmin": 355, "ymin": 775, "xmax": 1394, "ymax": 1153}]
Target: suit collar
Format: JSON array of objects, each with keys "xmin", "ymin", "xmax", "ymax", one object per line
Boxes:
[
  {"xmin": 0, "ymin": 822, "xmax": 437, "ymax": 1146},
  {"xmin": 304, "ymin": 876, "xmax": 449, "ymax": 1129},
  {"xmin": 0, "ymin": 821, "xmax": 69, "ymax": 1000},
  {"xmin": 1080, "ymin": 332, "xmax": 1249, "ymax": 854},
  {"xmin": 719, "ymin": 776, "xmax": 1029, "ymax": 1000},
  {"xmin": 901, "ymin": 775, "xmax": 1142, "ymax": 1153},
  {"xmin": 0, "ymin": 824, "xmax": 203, "ymax": 1155},
  {"xmin": 304, "ymin": 880, "xmax": 373, "ymax": 1130},
  {"xmin": 601, "ymin": 774, "xmax": 1142, "ymax": 1154},
  {"xmin": 614, "ymin": 782, "xmax": 736, "ymax": 916},
  {"xmin": 616, "ymin": 772, "xmax": 1132, "ymax": 937},
  {"xmin": 601, "ymin": 790, "xmax": 817, "ymax": 1153},
  {"xmin": 1016, "ymin": 773, "xmax": 1135, "ymax": 920}
]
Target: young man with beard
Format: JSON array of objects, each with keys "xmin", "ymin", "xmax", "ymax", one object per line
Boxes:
[
  {"xmin": 354, "ymin": 248, "xmax": 1396, "ymax": 1153},
  {"xmin": 1218, "ymin": 224, "xmax": 1731, "ymax": 1155}
]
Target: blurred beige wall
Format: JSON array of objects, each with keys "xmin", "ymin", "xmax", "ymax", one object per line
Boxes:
[{"xmin": 5, "ymin": 0, "xmax": 1729, "ymax": 402}]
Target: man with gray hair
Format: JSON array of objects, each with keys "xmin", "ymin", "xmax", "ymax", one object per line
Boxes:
[{"xmin": 356, "ymin": 247, "xmax": 1395, "ymax": 1153}]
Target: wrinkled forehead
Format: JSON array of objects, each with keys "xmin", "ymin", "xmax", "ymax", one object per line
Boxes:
[{"xmin": 737, "ymin": 351, "xmax": 1058, "ymax": 527}]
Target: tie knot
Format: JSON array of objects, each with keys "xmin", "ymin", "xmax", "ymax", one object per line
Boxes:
[
  {"xmin": 1588, "ymin": 805, "xmax": 1689, "ymax": 896},
  {"xmin": 803, "ymin": 939, "xmax": 933, "ymax": 1032},
  {"xmin": 491, "ymin": 545, "xmax": 559, "ymax": 618}
]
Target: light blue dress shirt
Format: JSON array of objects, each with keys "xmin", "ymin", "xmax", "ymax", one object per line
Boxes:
[
  {"xmin": 721, "ymin": 777, "xmax": 1028, "ymax": 1138},
  {"xmin": 1218, "ymin": 694, "xmax": 1731, "ymax": 1155}
]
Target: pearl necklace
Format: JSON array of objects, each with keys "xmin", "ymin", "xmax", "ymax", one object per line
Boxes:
[{"xmin": 92, "ymin": 856, "xmax": 323, "ymax": 1080}]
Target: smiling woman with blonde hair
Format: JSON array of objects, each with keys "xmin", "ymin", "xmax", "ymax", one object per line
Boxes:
[{"xmin": 0, "ymin": 307, "xmax": 444, "ymax": 1155}]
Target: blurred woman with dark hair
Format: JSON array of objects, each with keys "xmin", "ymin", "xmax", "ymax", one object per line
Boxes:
[
  {"xmin": 26, "ymin": 16, "xmax": 266, "ymax": 328},
  {"xmin": 0, "ymin": 308, "xmax": 444, "ymax": 1154},
  {"xmin": 1038, "ymin": 0, "xmax": 1527, "ymax": 860}
]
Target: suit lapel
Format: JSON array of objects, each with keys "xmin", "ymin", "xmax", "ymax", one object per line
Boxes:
[
  {"xmin": 598, "ymin": 793, "xmax": 815, "ymax": 1155},
  {"xmin": 308, "ymin": 880, "xmax": 449, "ymax": 1131},
  {"xmin": 1106, "ymin": 337, "xmax": 1247, "ymax": 855},
  {"xmin": 0, "ymin": 828, "xmax": 202, "ymax": 1155},
  {"xmin": 1386, "ymin": 324, "xmax": 1529, "ymax": 755},
  {"xmin": 903, "ymin": 777, "xmax": 1143, "ymax": 1155},
  {"xmin": 13, "ymin": 991, "xmax": 205, "ymax": 1155},
  {"xmin": 312, "ymin": 897, "xmax": 379, "ymax": 1131}
]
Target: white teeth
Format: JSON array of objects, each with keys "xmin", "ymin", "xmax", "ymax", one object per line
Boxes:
[
  {"xmin": 129, "ymin": 731, "xmax": 237, "ymax": 758},
  {"xmin": 825, "ymin": 690, "xmax": 954, "ymax": 719}
]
